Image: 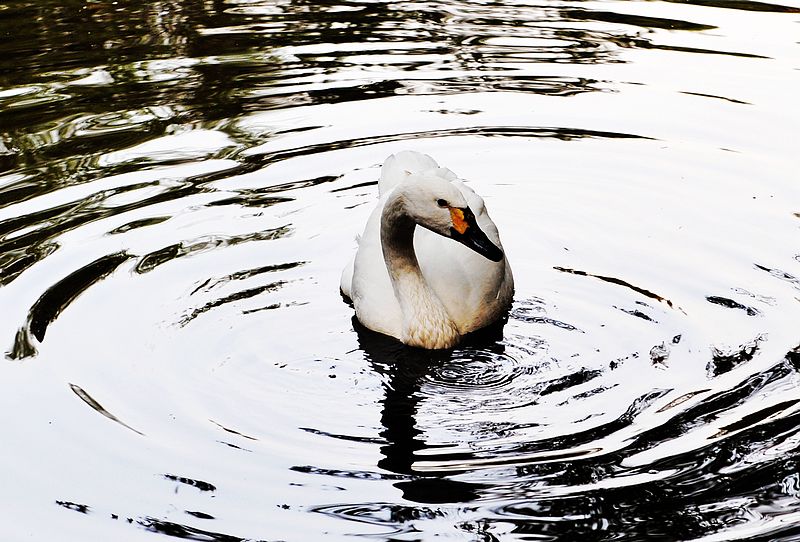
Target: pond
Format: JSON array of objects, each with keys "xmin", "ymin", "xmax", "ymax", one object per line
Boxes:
[{"xmin": 1, "ymin": 0, "xmax": 800, "ymax": 540}]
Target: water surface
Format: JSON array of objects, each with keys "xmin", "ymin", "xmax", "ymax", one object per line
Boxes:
[{"xmin": 1, "ymin": 0, "xmax": 800, "ymax": 540}]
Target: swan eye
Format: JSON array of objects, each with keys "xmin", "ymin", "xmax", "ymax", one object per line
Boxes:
[{"xmin": 437, "ymin": 199, "xmax": 448, "ymax": 208}]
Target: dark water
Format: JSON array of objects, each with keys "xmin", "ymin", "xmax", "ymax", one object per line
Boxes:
[{"xmin": 2, "ymin": 0, "xmax": 800, "ymax": 540}]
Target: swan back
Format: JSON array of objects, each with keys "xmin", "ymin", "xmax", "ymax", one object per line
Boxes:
[{"xmin": 379, "ymin": 151, "xmax": 457, "ymax": 196}]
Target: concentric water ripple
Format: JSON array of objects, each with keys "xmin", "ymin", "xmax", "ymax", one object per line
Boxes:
[{"xmin": 1, "ymin": 0, "xmax": 800, "ymax": 541}]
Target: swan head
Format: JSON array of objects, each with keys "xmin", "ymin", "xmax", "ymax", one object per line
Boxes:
[{"xmin": 400, "ymin": 175, "xmax": 504, "ymax": 262}]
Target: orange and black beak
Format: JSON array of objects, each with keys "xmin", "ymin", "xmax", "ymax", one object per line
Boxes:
[{"xmin": 449, "ymin": 207, "xmax": 504, "ymax": 262}]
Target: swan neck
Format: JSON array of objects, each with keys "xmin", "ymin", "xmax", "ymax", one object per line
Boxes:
[
  {"xmin": 380, "ymin": 195, "xmax": 417, "ymax": 271},
  {"xmin": 380, "ymin": 191, "xmax": 459, "ymax": 349}
]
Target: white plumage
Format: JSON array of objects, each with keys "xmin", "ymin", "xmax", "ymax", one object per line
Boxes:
[{"xmin": 341, "ymin": 151, "xmax": 514, "ymax": 349}]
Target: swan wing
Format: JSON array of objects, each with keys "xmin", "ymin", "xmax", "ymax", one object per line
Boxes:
[
  {"xmin": 417, "ymin": 178, "xmax": 512, "ymax": 332},
  {"xmin": 348, "ymin": 198, "xmax": 404, "ymax": 337},
  {"xmin": 415, "ymin": 223, "xmax": 512, "ymax": 334}
]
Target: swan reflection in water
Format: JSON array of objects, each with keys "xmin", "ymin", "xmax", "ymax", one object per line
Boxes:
[{"xmin": 354, "ymin": 316, "xmax": 508, "ymax": 504}]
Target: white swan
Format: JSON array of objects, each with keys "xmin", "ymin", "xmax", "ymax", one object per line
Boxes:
[{"xmin": 340, "ymin": 151, "xmax": 514, "ymax": 349}]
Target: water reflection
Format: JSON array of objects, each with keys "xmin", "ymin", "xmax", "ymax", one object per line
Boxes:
[
  {"xmin": 357, "ymin": 317, "xmax": 508, "ymax": 503},
  {"xmin": 346, "ymin": 313, "xmax": 800, "ymax": 538},
  {"xmin": 1, "ymin": 0, "xmax": 800, "ymax": 540}
]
